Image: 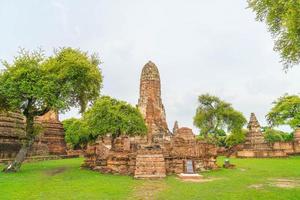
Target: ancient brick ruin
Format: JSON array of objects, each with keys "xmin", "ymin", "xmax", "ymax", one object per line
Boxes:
[
  {"xmin": 237, "ymin": 113, "xmax": 300, "ymax": 158},
  {"xmin": 83, "ymin": 61, "xmax": 218, "ymax": 178},
  {"xmin": 137, "ymin": 61, "xmax": 171, "ymax": 143},
  {"xmin": 0, "ymin": 111, "xmax": 67, "ymax": 161},
  {"xmin": 0, "ymin": 112, "xmax": 26, "ymax": 159},
  {"xmin": 35, "ymin": 111, "xmax": 67, "ymax": 155}
]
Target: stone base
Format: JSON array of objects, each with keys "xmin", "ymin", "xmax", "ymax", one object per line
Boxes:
[
  {"xmin": 237, "ymin": 149, "xmax": 288, "ymax": 158},
  {"xmin": 0, "ymin": 154, "xmax": 78, "ymax": 164},
  {"xmin": 134, "ymin": 174, "xmax": 166, "ymax": 179},
  {"xmin": 177, "ymin": 173, "xmax": 203, "ymax": 180}
]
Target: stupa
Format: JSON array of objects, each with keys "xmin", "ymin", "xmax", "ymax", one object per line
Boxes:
[
  {"xmin": 138, "ymin": 61, "xmax": 170, "ymax": 143},
  {"xmin": 237, "ymin": 113, "xmax": 287, "ymax": 157}
]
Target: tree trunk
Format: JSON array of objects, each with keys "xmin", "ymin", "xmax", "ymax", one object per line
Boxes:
[
  {"xmin": 111, "ymin": 130, "xmax": 121, "ymax": 150},
  {"xmin": 3, "ymin": 116, "xmax": 35, "ymax": 173}
]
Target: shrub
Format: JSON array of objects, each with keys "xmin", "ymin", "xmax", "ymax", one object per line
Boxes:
[
  {"xmin": 63, "ymin": 118, "xmax": 90, "ymax": 149},
  {"xmin": 263, "ymin": 127, "xmax": 293, "ymax": 143}
]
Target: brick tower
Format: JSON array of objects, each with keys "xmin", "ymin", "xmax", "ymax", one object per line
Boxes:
[{"xmin": 138, "ymin": 61, "xmax": 170, "ymax": 143}]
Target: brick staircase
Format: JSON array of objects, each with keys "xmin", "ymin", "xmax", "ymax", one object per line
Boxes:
[{"xmin": 134, "ymin": 149, "xmax": 166, "ymax": 178}]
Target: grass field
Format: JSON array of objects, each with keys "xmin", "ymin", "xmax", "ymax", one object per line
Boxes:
[{"xmin": 1, "ymin": 157, "xmax": 300, "ymax": 200}]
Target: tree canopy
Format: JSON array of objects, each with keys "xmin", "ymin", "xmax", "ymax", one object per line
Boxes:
[
  {"xmin": 266, "ymin": 94, "xmax": 300, "ymax": 129},
  {"xmin": 0, "ymin": 47, "xmax": 103, "ymax": 172},
  {"xmin": 248, "ymin": 0, "xmax": 300, "ymax": 69},
  {"xmin": 0, "ymin": 48, "xmax": 102, "ymax": 114},
  {"xmin": 193, "ymin": 94, "xmax": 247, "ymax": 138},
  {"xmin": 83, "ymin": 96, "xmax": 147, "ymax": 142}
]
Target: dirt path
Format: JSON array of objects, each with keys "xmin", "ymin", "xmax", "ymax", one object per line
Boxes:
[
  {"xmin": 130, "ymin": 179, "xmax": 168, "ymax": 200},
  {"xmin": 44, "ymin": 167, "xmax": 68, "ymax": 176}
]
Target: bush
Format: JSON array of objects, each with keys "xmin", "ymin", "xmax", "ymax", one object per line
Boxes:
[
  {"xmin": 225, "ymin": 129, "xmax": 247, "ymax": 148},
  {"xmin": 263, "ymin": 128, "xmax": 293, "ymax": 143},
  {"xmin": 62, "ymin": 118, "xmax": 90, "ymax": 149}
]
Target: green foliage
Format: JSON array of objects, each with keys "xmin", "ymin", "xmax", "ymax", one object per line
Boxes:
[
  {"xmin": 0, "ymin": 48, "xmax": 102, "ymax": 116},
  {"xmin": 225, "ymin": 129, "xmax": 247, "ymax": 147},
  {"xmin": 44, "ymin": 48, "xmax": 103, "ymax": 113},
  {"xmin": 248, "ymin": 0, "xmax": 300, "ymax": 68},
  {"xmin": 263, "ymin": 127, "xmax": 293, "ymax": 143},
  {"xmin": 63, "ymin": 118, "xmax": 90, "ymax": 149},
  {"xmin": 193, "ymin": 94, "xmax": 247, "ymax": 138},
  {"xmin": 83, "ymin": 96, "xmax": 147, "ymax": 139},
  {"xmin": 0, "ymin": 47, "xmax": 102, "ymax": 131},
  {"xmin": 197, "ymin": 129, "xmax": 228, "ymax": 147},
  {"xmin": 266, "ymin": 94, "xmax": 300, "ymax": 129}
]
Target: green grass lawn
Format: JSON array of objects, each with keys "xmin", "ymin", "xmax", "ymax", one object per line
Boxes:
[{"xmin": 1, "ymin": 157, "xmax": 300, "ymax": 200}]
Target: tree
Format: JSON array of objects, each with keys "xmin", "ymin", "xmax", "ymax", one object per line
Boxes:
[
  {"xmin": 83, "ymin": 96, "xmax": 147, "ymax": 147},
  {"xmin": 263, "ymin": 127, "xmax": 293, "ymax": 143},
  {"xmin": 0, "ymin": 48, "xmax": 102, "ymax": 172},
  {"xmin": 63, "ymin": 118, "xmax": 90, "ymax": 149},
  {"xmin": 266, "ymin": 95, "xmax": 300, "ymax": 129},
  {"xmin": 248, "ymin": 0, "xmax": 300, "ymax": 69},
  {"xmin": 225, "ymin": 129, "xmax": 247, "ymax": 148},
  {"xmin": 193, "ymin": 94, "xmax": 247, "ymax": 139}
]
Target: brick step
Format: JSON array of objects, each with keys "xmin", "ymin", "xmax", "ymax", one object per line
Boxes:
[
  {"xmin": 134, "ymin": 174, "xmax": 166, "ymax": 178},
  {"xmin": 134, "ymin": 152, "xmax": 166, "ymax": 179}
]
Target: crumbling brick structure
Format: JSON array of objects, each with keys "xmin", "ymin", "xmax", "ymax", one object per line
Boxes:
[
  {"xmin": 35, "ymin": 111, "xmax": 67, "ymax": 155},
  {"xmin": 0, "ymin": 112, "xmax": 26, "ymax": 159},
  {"xmin": 83, "ymin": 61, "xmax": 217, "ymax": 178},
  {"xmin": 0, "ymin": 111, "xmax": 67, "ymax": 160},
  {"xmin": 237, "ymin": 113, "xmax": 300, "ymax": 158}
]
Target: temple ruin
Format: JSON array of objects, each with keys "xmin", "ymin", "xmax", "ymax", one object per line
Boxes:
[
  {"xmin": 138, "ymin": 61, "xmax": 171, "ymax": 143},
  {"xmin": 0, "ymin": 111, "xmax": 67, "ymax": 161},
  {"xmin": 0, "ymin": 112, "xmax": 26, "ymax": 159},
  {"xmin": 237, "ymin": 113, "xmax": 300, "ymax": 158},
  {"xmin": 83, "ymin": 61, "xmax": 218, "ymax": 178}
]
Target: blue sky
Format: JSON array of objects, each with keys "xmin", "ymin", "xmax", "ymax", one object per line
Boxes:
[{"xmin": 1, "ymin": 0, "xmax": 299, "ymax": 133}]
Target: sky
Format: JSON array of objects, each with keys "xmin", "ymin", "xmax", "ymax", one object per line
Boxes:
[{"xmin": 0, "ymin": 0, "xmax": 299, "ymax": 133}]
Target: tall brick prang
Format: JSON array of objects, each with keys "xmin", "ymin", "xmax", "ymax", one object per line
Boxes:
[{"xmin": 138, "ymin": 61, "xmax": 170, "ymax": 143}]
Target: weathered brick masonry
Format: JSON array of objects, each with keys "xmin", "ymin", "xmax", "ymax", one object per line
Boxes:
[{"xmin": 83, "ymin": 61, "xmax": 218, "ymax": 177}]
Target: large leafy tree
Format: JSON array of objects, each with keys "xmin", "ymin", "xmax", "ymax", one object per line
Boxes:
[
  {"xmin": 193, "ymin": 94, "xmax": 247, "ymax": 138},
  {"xmin": 83, "ymin": 96, "xmax": 147, "ymax": 147},
  {"xmin": 266, "ymin": 95, "xmax": 300, "ymax": 129},
  {"xmin": 0, "ymin": 48, "xmax": 102, "ymax": 172},
  {"xmin": 248, "ymin": 0, "xmax": 300, "ymax": 69}
]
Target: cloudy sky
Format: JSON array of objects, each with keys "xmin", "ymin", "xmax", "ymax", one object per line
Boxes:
[{"xmin": 1, "ymin": 0, "xmax": 299, "ymax": 133}]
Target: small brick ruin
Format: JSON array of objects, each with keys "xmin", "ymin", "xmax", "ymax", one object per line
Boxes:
[
  {"xmin": 237, "ymin": 113, "xmax": 300, "ymax": 158},
  {"xmin": 83, "ymin": 61, "xmax": 218, "ymax": 178},
  {"xmin": 35, "ymin": 111, "xmax": 67, "ymax": 155},
  {"xmin": 0, "ymin": 112, "xmax": 26, "ymax": 159},
  {"xmin": 0, "ymin": 110, "xmax": 67, "ymax": 161}
]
